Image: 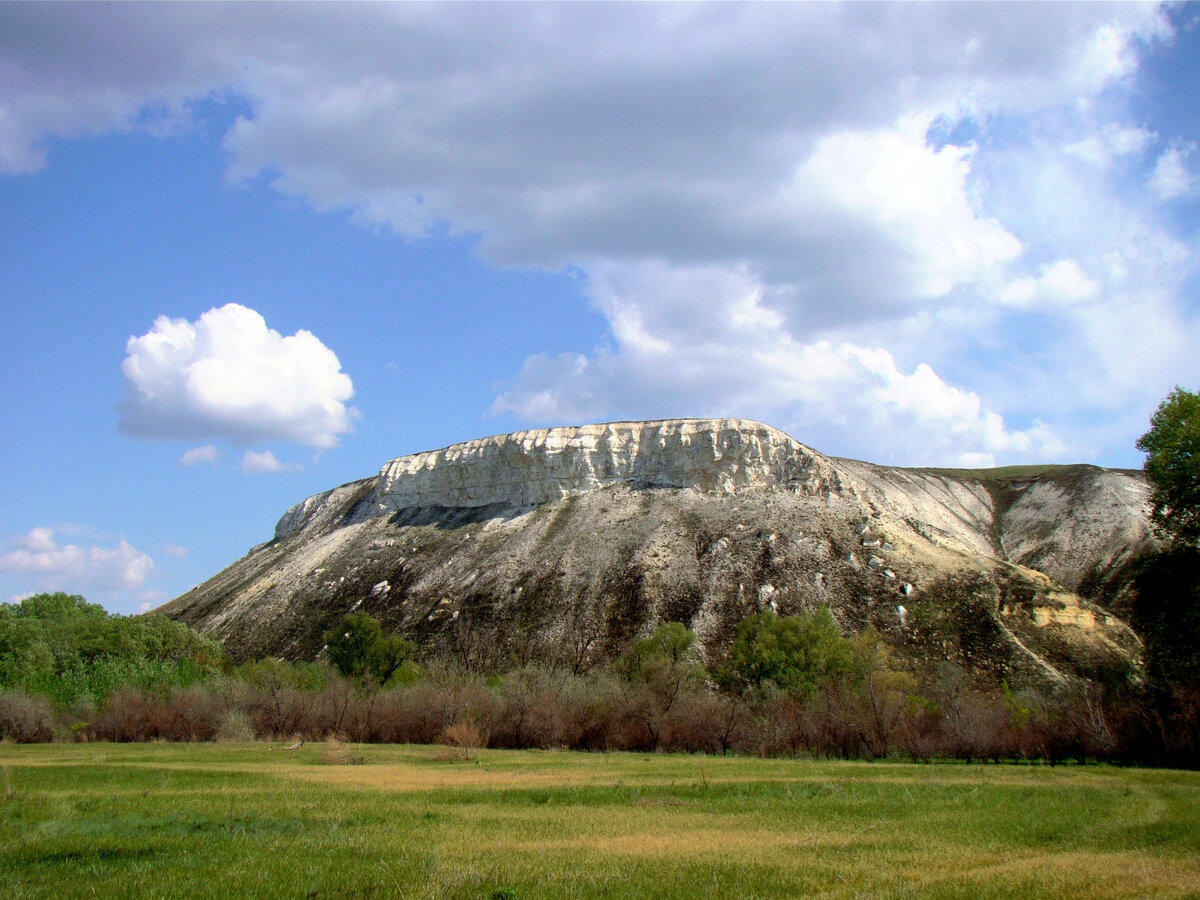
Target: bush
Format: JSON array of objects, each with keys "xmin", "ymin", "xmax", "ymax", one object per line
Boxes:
[
  {"xmin": 441, "ymin": 720, "xmax": 489, "ymax": 759},
  {"xmin": 215, "ymin": 709, "xmax": 257, "ymax": 742},
  {"xmin": 320, "ymin": 736, "xmax": 365, "ymax": 765},
  {"xmin": 0, "ymin": 592, "xmax": 222, "ymax": 706},
  {"xmin": 0, "ymin": 688, "xmax": 55, "ymax": 742}
]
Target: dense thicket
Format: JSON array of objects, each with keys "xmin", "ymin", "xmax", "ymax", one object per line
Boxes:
[
  {"xmin": 0, "ymin": 592, "xmax": 222, "ymax": 706},
  {"xmin": 2, "ymin": 600, "xmax": 1190, "ymax": 766}
]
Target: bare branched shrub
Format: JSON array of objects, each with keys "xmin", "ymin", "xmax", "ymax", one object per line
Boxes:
[
  {"xmin": 215, "ymin": 709, "xmax": 257, "ymax": 742},
  {"xmin": 441, "ymin": 720, "xmax": 489, "ymax": 759},
  {"xmin": 320, "ymin": 736, "xmax": 365, "ymax": 765},
  {"xmin": 157, "ymin": 685, "xmax": 223, "ymax": 741},
  {"xmin": 90, "ymin": 688, "xmax": 160, "ymax": 742}
]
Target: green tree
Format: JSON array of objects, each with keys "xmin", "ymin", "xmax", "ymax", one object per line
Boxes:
[
  {"xmin": 613, "ymin": 622, "xmax": 706, "ymax": 748},
  {"xmin": 1132, "ymin": 389, "xmax": 1200, "ymax": 764},
  {"xmin": 613, "ymin": 622, "xmax": 702, "ymax": 683},
  {"xmin": 0, "ymin": 592, "xmax": 222, "ymax": 705},
  {"xmin": 322, "ymin": 612, "xmax": 415, "ymax": 686},
  {"xmin": 1137, "ymin": 386, "xmax": 1200, "ymax": 545},
  {"xmin": 1132, "ymin": 546, "xmax": 1200, "ymax": 687},
  {"xmin": 723, "ymin": 608, "xmax": 855, "ymax": 698}
]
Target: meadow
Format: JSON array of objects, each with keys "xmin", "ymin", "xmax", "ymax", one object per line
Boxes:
[{"xmin": 2, "ymin": 744, "xmax": 1198, "ymax": 899}]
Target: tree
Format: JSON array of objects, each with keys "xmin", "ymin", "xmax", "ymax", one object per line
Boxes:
[
  {"xmin": 613, "ymin": 622, "xmax": 706, "ymax": 748},
  {"xmin": 1134, "ymin": 387, "xmax": 1200, "ymax": 686},
  {"xmin": 723, "ymin": 608, "xmax": 855, "ymax": 698},
  {"xmin": 1132, "ymin": 388, "xmax": 1200, "ymax": 765},
  {"xmin": 0, "ymin": 592, "xmax": 222, "ymax": 705},
  {"xmin": 322, "ymin": 612, "xmax": 415, "ymax": 686},
  {"xmin": 1137, "ymin": 386, "xmax": 1200, "ymax": 545},
  {"xmin": 1132, "ymin": 545, "xmax": 1200, "ymax": 687}
]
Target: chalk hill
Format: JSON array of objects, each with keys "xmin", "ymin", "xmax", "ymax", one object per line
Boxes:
[{"xmin": 159, "ymin": 419, "xmax": 1153, "ymax": 686}]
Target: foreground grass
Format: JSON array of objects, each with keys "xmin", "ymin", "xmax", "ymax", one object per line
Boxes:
[{"xmin": 2, "ymin": 744, "xmax": 1198, "ymax": 899}]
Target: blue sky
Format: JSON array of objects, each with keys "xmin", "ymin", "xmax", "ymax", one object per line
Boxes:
[{"xmin": 2, "ymin": 3, "xmax": 1199, "ymax": 613}]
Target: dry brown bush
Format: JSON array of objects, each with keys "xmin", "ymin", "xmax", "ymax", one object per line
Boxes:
[
  {"xmin": 90, "ymin": 688, "xmax": 160, "ymax": 742},
  {"xmin": 320, "ymin": 736, "xmax": 365, "ymax": 765},
  {"xmin": 215, "ymin": 709, "xmax": 257, "ymax": 742},
  {"xmin": 441, "ymin": 719, "xmax": 489, "ymax": 759}
]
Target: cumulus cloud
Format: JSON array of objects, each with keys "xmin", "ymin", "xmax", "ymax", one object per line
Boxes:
[
  {"xmin": 240, "ymin": 450, "xmax": 303, "ymax": 474},
  {"xmin": 162, "ymin": 542, "xmax": 188, "ymax": 559},
  {"xmin": 120, "ymin": 303, "xmax": 355, "ymax": 449},
  {"xmin": 3, "ymin": 4, "xmax": 1194, "ymax": 464},
  {"xmin": 0, "ymin": 528, "xmax": 154, "ymax": 593},
  {"xmin": 1064, "ymin": 124, "xmax": 1154, "ymax": 168},
  {"xmin": 790, "ymin": 118, "xmax": 1022, "ymax": 301},
  {"xmin": 179, "ymin": 445, "xmax": 219, "ymax": 466}
]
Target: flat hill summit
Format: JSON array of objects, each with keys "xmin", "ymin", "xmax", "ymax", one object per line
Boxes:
[{"xmin": 160, "ymin": 418, "xmax": 1154, "ymax": 686}]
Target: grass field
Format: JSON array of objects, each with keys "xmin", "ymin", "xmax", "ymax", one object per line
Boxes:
[{"xmin": 2, "ymin": 743, "xmax": 1198, "ymax": 899}]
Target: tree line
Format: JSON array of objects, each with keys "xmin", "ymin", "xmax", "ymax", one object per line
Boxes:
[{"xmin": 0, "ymin": 590, "xmax": 1185, "ymax": 765}]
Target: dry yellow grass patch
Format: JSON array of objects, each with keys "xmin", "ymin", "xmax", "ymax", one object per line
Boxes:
[
  {"xmin": 919, "ymin": 849, "xmax": 1200, "ymax": 898},
  {"xmin": 499, "ymin": 827, "xmax": 859, "ymax": 858}
]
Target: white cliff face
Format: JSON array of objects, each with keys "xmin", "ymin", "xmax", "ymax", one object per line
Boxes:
[{"xmin": 369, "ymin": 419, "xmax": 842, "ymax": 514}]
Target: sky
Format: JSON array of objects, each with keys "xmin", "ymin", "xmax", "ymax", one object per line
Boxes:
[{"xmin": 2, "ymin": 2, "xmax": 1199, "ymax": 614}]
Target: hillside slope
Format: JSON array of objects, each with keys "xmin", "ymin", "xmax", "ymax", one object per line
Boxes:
[{"xmin": 159, "ymin": 419, "xmax": 1153, "ymax": 686}]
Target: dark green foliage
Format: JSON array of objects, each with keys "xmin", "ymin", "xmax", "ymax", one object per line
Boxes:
[
  {"xmin": 1132, "ymin": 545, "xmax": 1200, "ymax": 688},
  {"xmin": 1137, "ymin": 386, "xmax": 1200, "ymax": 545},
  {"xmin": 722, "ymin": 608, "xmax": 855, "ymax": 698},
  {"xmin": 0, "ymin": 592, "xmax": 222, "ymax": 705},
  {"xmin": 322, "ymin": 612, "xmax": 415, "ymax": 686}
]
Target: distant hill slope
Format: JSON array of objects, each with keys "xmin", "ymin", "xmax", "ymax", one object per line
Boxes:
[{"xmin": 158, "ymin": 419, "xmax": 1153, "ymax": 686}]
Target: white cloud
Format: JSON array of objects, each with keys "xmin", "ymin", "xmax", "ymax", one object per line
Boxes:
[
  {"xmin": 240, "ymin": 450, "xmax": 303, "ymax": 474},
  {"xmin": 120, "ymin": 303, "xmax": 356, "ymax": 449},
  {"xmin": 162, "ymin": 542, "xmax": 188, "ymax": 559},
  {"xmin": 1149, "ymin": 144, "xmax": 1197, "ymax": 199},
  {"xmin": 1063, "ymin": 123, "xmax": 1154, "ymax": 168},
  {"xmin": 494, "ymin": 260, "xmax": 1066, "ymax": 467},
  {"xmin": 179, "ymin": 445, "xmax": 219, "ymax": 466},
  {"xmin": 0, "ymin": 528, "xmax": 154, "ymax": 592},
  {"xmin": 787, "ymin": 117, "xmax": 1022, "ymax": 301},
  {"xmin": 3, "ymin": 5, "xmax": 1193, "ymax": 465},
  {"xmin": 999, "ymin": 259, "xmax": 1099, "ymax": 309}
]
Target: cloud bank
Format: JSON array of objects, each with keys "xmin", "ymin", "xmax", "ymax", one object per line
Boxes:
[
  {"xmin": 0, "ymin": 527, "xmax": 153, "ymax": 596},
  {"xmin": 120, "ymin": 303, "xmax": 355, "ymax": 450},
  {"xmin": 5, "ymin": 4, "xmax": 1199, "ymax": 464}
]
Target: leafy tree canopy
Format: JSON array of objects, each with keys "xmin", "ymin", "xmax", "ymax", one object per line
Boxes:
[
  {"xmin": 1137, "ymin": 386, "xmax": 1200, "ymax": 545},
  {"xmin": 724, "ymin": 608, "xmax": 855, "ymax": 698},
  {"xmin": 0, "ymin": 592, "xmax": 223, "ymax": 704},
  {"xmin": 614, "ymin": 622, "xmax": 705, "ymax": 685},
  {"xmin": 1132, "ymin": 545, "xmax": 1200, "ymax": 687},
  {"xmin": 322, "ymin": 612, "xmax": 415, "ymax": 687}
]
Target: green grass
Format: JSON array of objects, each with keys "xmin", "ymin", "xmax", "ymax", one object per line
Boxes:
[{"xmin": 2, "ymin": 744, "xmax": 1199, "ymax": 899}]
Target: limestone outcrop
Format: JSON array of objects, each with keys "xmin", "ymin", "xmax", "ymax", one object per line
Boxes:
[
  {"xmin": 276, "ymin": 419, "xmax": 844, "ymax": 539},
  {"xmin": 160, "ymin": 419, "xmax": 1154, "ymax": 686}
]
